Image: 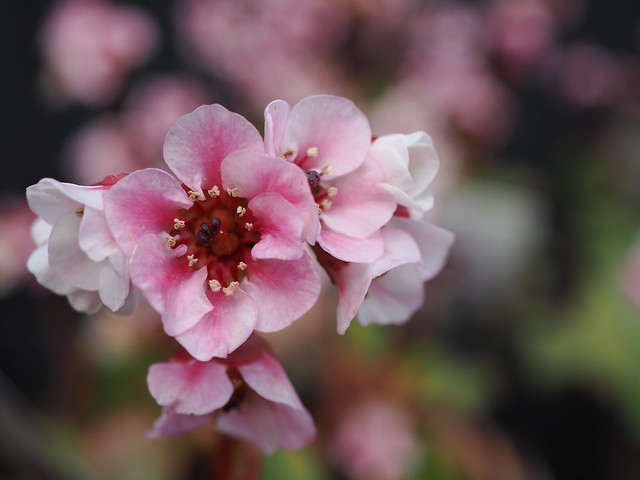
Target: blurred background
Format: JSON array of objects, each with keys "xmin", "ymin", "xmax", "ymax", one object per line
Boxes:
[{"xmin": 2, "ymin": 0, "xmax": 640, "ymax": 478}]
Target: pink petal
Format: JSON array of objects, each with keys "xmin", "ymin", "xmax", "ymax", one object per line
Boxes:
[
  {"xmin": 282, "ymin": 95, "xmax": 371, "ymax": 178},
  {"xmin": 220, "ymin": 151, "xmax": 318, "ymax": 242},
  {"xmin": 358, "ymin": 263, "xmax": 425, "ymax": 326},
  {"xmin": 242, "ymin": 252, "xmax": 320, "ymax": 332},
  {"xmin": 147, "ymin": 407, "xmax": 209, "ymax": 439},
  {"xmin": 238, "ymin": 351, "xmax": 302, "ymax": 409},
  {"xmin": 217, "ymin": 392, "xmax": 316, "ymax": 454},
  {"xmin": 318, "ymin": 229, "xmax": 384, "ymax": 263},
  {"xmin": 330, "ymin": 261, "xmax": 374, "ymax": 334},
  {"xmin": 373, "ymin": 223, "xmax": 422, "ymax": 277},
  {"xmin": 104, "ymin": 168, "xmax": 192, "ymax": 256},
  {"xmin": 175, "ymin": 289, "xmax": 257, "ymax": 361},
  {"xmin": 264, "ymin": 100, "xmax": 291, "ymax": 157},
  {"xmin": 147, "ymin": 359, "xmax": 233, "ymax": 415},
  {"xmin": 320, "ymin": 159, "xmax": 396, "ymax": 239},
  {"xmin": 26, "ymin": 178, "xmax": 105, "ymax": 225},
  {"xmin": 129, "ymin": 235, "xmax": 212, "ymax": 336},
  {"xmin": 163, "ymin": 104, "xmax": 264, "ymax": 192},
  {"xmin": 248, "ymin": 193, "xmax": 305, "ymax": 261}
]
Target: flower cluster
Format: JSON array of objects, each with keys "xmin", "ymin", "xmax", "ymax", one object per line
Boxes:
[{"xmin": 26, "ymin": 95, "xmax": 453, "ymax": 453}]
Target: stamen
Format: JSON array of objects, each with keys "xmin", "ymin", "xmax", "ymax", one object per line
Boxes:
[
  {"xmin": 166, "ymin": 236, "xmax": 176, "ymax": 248},
  {"xmin": 321, "ymin": 164, "xmax": 333, "ymax": 175},
  {"xmin": 188, "ymin": 190, "xmax": 201, "ymax": 201},
  {"xmin": 208, "ymin": 186, "xmax": 220, "ymax": 197},
  {"xmin": 321, "ymin": 199, "xmax": 333, "ymax": 211},
  {"xmin": 327, "ymin": 187, "xmax": 338, "ymax": 197},
  {"xmin": 282, "ymin": 147, "xmax": 296, "ymax": 160},
  {"xmin": 174, "ymin": 218, "xmax": 186, "ymax": 229},
  {"xmin": 209, "ymin": 279, "xmax": 222, "ymax": 292},
  {"xmin": 315, "ymin": 203, "xmax": 322, "ymax": 214},
  {"xmin": 226, "ymin": 187, "xmax": 238, "ymax": 197},
  {"xmin": 187, "ymin": 254, "xmax": 198, "ymax": 267},
  {"xmin": 223, "ymin": 281, "xmax": 240, "ymax": 296},
  {"xmin": 237, "ymin": 261, "xmax": 247, "ymax": 271},
  {"xmin": 236, "ymin": 206, "xmax": 246, "ymax": 217},
  {"xmin": 245, "ymin": 222, "xmax": 253, "ymax": 231},
  {"xmin": 75, "ymin": 207, "xmax": 84, "ymax": 217},
  {"xmin": 306, "ymin": 146, "xmax": 318, "ymax": 157}
]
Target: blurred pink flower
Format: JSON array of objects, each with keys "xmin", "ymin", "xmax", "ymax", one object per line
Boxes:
[
  {"xmin": 39, "ymin": 0, "xmax": 157, "ymax": 106},
  {"xmin": 147, "ymin": 335, "xmax": 316, "ymax": 453},
  {"xmin": 331, "ymin": 400, "xmax": 420, "ymax": 480},
  {"xmin": 26, "ymin": 174, "xmax": 133, "ymax": 313},
  {"xmin": 104, "ymin": 105, "xmax": 320, "ymax": 359},
  {"xmin": 0, "ymin": 199, "xmax": 37, "ymax": 296}
]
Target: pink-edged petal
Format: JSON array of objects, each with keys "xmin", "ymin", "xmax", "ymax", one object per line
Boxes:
[
  {"xmin": 175, "ymin": 290, "xmax": 257, "ymax": 361},
  {"xmin": 331, "ymin": 262, "xmax": 374, "ymax": 334},
  {"xmin": 393, "ymin": 218, "xmax": 454, "ymax": 280},
  {"xmin": 221, "ymin": 151, "xmax": 318, "ymax": 243},
  {"xmin": 283, "ymin": 95, "xmax": 371, "ymax": 178},
  {"xmin": 320, "ymin": 160, "xmax": 396, "ymax": 239},
  {"xmin": 249, "ymin": 193, "xmax": 305, "ymax": 261},
  {"xmin": 147, "ymin": 359, "xmax": 233, "ymax": 415},
  {"xmin": 318, "ymin": 229, "xmax": 384, "ymax": 263},
  {"xmin": 26, "ymin": 178, "xmax": 105, "ymax": 225},
  {"xmin": 78, "ymin": 206, "xmax": 119, "ymax": 262},
  {"xmin": 147, "ymin": 408, "xmax": 209, "ymax": 439},
  {"xmin": 48, "ymin": 211, "xmax": 102, "ymax": 291},
  {"xmin": 358, "ymin": 263, "xmax": 424, "ymax": 326},
  {"xmin": 264, "ymin": 100, "xmax": 291, "ymax": 157},
  {"xmin": 163, "ymin": 104, "xmax": 264, "ymax": 192},
  {"xmin": 129, "ymin": 234, "xmax": 211, "ymax": 336},
  {"xmin": 242, "ymin": 252, "xmax": 320, "ymax": 333},
  {"xmin": 217, "ymin": 392, "xmax": 316, "ymax": 454},
  {"xmin": 373, "ymin": 224, "xmax": 422, "ymax": 277},
  {"xmin": 98, "ymin": 260, "xmax": 130, "ymax": 312},
  {"xmin": 104, "ymin": 168, "xmax": 192, "ymax": 256}
]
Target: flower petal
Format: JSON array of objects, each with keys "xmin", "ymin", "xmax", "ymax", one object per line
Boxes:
[
  {"xmin": 264, "ymin": 99, "xmax": 291, "ymax": 157},
  {"xmin": 147, "ymin": 408, "xmax": 209, "ymax": 439},
  {"xmin": 163, "ymin": 104, "xmax": 264, "ymax": 192},
  {"xmin": 78, "ymin": 206, "xmax": 119, "ymax": 262},
  {"xmin": 175, "ymin": 289, "xmax": 257, "ymax": 361},
  {"xmin": 98, "ymin": 256, "xmax": 130, "ymax": 312},
  {"xmin": 331, "ymin": 261, "xmax": 374, "ymax": 334},
  {"xmin": 26, "ymin": 178, "xmax": 104, "ymax": 225},
  {"xmin": 318, "ymin": 229, "xmax": 384, "ymax": 263},
  {"xmin": 372, "ymin": 222, "xmax": 422, "ymax": 277},
  {"xmin": 129, "ymin": 234, "xmax": 212, "ymax": 336},
  {"xmin": 104, "ymin": 168, "xmax": 192, "ymax": 256},
  {"xmin": 242, "ymin": 252, "xmax": 320, "ymax": 332},
  {"xmin": 249, "ymin": 193, "xmax": 305, "ymax": 261}
]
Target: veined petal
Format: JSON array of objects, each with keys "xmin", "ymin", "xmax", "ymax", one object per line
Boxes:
[
  {"xmin": 129, "ymin": 234, "xmax": 212, "ymax": 336},
  {"xmin": 163, "ymin": 104, "xmax": 264, "ymax": 192},
  {"xmin": 282, "ymin": 95, "xmax": 371, "ymax": 178},
  {"xmin": 242, "ymin": 252, "xmax": 320, "ymax": 333},
  {"xmin": 264, "ymin": 100, "xmax": 291, "ymax": 157},
  {"xmin": 249, "ymin": 193, "xmax": 305, "ymax": 261},
  {"xmin": 147, "ymin": 360, "xmax": 233, "ymax": 415},
  {"xmin": 318, "ymin": 229, "xmax": 384, "ymax": 263},
  {"xmin": 175, "ymin": 290, "xmax": 257, "ymax": 361},
  {"xmin": 104, "ymin": 168, "xmax": 192, "ymax": 256}
]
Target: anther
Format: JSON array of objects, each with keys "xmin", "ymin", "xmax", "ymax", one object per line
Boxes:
[
  {"xmin": 187, "ymin": 254, "xmax": 198, "ymax": 267},
  {"xmin": 209, "ymin": 279, "xmax": 222, "ymax": 292},
  {"xmin": 321, "ymin": 164, "xmax": 333, "ymax": 175},
  {"xmin": 236, "ymin": 206, "xmax": 246, "ymax": 217},
  {"xmin": 327, "ymin": 187, "xmax": 338, "ymax": 197},
  {"xmin": 211, "ymin": 217, "xmax": 222, "ymax": 232},
  {"xmin": 245, "ymin": 222, "xmax": 253, "ymax": 231},
  {"xmin": 75, "ymin": 207, "xmax": 84, "ymax": 217},
  {"xmin": 223, "ymin": 281, "xmax": 240, "ymax": 296},
  {"xmin": 315, "ymin": 203, "xmax": 322, "ymax": 214},
  {"xmin": 174, "ymin": 218, "xmax": 186, "ymax": 229},
  {"xmin": 208, "ymin": 186, "xmax": 220, "ymax": 197},
  {"xmin": 166, "ymin": 236, "xmax": 176, "ymax": 248},
  {"xmin": 226, "ymin": 187, "xmax": 238, "ymax": 197},
  {"xmin": 306, "ymin": 170, "xmax": 321, "ymax": 188},
  {"xmin": 282, "ymin": 147, "xmax": 296, "ymax": 159},
  {"xmin": 321, "ymin": 199, "xmax": 333, "ymax": 211},
  {"xmin": 306, "ymin": 146, "xmax": 318, "ymax": 157},
  {"xmin": 188, "ymin": 190, "xmax": 201, "ymax": 201},
  {"xmin": 238, "ymin": 261, "xmax": 247, "ymax": 271}
]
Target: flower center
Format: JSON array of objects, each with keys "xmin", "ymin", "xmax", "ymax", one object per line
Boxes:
[{"xmin": 169, "ymin": 186, "xmax": 261, "ymax": 294}]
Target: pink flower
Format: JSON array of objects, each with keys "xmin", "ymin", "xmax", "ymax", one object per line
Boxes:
[
  {"xmin": 0, "ymin": 199, "xmax": 37, "ymax": 296},
  {"xmin": 264, "ymin": 95, "xmax": 397, "ymax": 262},
  {"xmin": 39, "ymin": 0, "xmax": 157, "ymax": 106},
  {"xmin": 26, "ymin": 174, "xmax": 133, "ymax": 313},
  {"xmin": 147, "ymin": 335, "xmax": 316, "ymax": 453},
  {"xmin": 104, "ymin": 104, "xmax": 320, "ymax": 360}
]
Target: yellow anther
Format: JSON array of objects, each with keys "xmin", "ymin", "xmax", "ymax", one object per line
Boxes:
[
  {"xmin": 321, "ymin": 199, "xmax": 333, "ymax": 211},
  {"xmin": 236, "ymin": 206, "xmax": 246, "ymax": 217},
  {"xmin": 208, "ymin": 279, "xmax": 222, "ymax": 292},
  {"xmin": 223, "ymin": 281, "xmax": 240, "ymax": 296},
  {"xmin": 306, "ymin": 146, "xmax": 318, "ymax": 157},
  {"xmin": 245, "ymin": 222, "xmax": 253, "ymax": 231},
  {"xmin": 238, "ymin": 261, "xmax": 247, "ymax": 271},
  {"xmin": 315, "ymin": 203, "xmax": 322, "ymax": 214},
  {"xmin": 327, "ymin": 187, "xmax": 338, "ymax": 197},
  {"xmin": 188, "ymin": 190, "xmax": 201, "ymax": 201},
  {"xmin": 187, "ymin": 254, "xmax": 198, "ymax": 267},
  {"xmin": 321, "ymin": 164, "xmax": 333, "ymax": 175},
  {"xmin": 226, "ymin": 187, "xmax": 238, "ymax": 197},
  {"xmin": 174, "ymin": 218, "xmax": 186, "ymax": 229},
  {"xmin": 208, "ymin": 186, "xmax": 220, "ymax": 197},
  {"xmin": 166, "ymin": 236, "xmax": 176, "ymax": 248}
]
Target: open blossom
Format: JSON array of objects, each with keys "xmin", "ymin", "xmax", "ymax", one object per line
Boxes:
[
  {"xmin": 264, "ymin": 95, "xmax": 397, "ymax": 263},
  {"xmin": 26, "ymin": 174, "xmax": 132, "ymax": 314},
  {"xmin": 104, "ymin": 104, "xmax": 320, "ymax": 360},
  {"xmin": 147, "ymin": 335, "xmax": 316, "ymax": 453}
]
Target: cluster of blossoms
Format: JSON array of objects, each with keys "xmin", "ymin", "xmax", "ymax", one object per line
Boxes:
[{"xmin": 26, "ymin": 95, "xmax": 453, "ymax": 452}]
